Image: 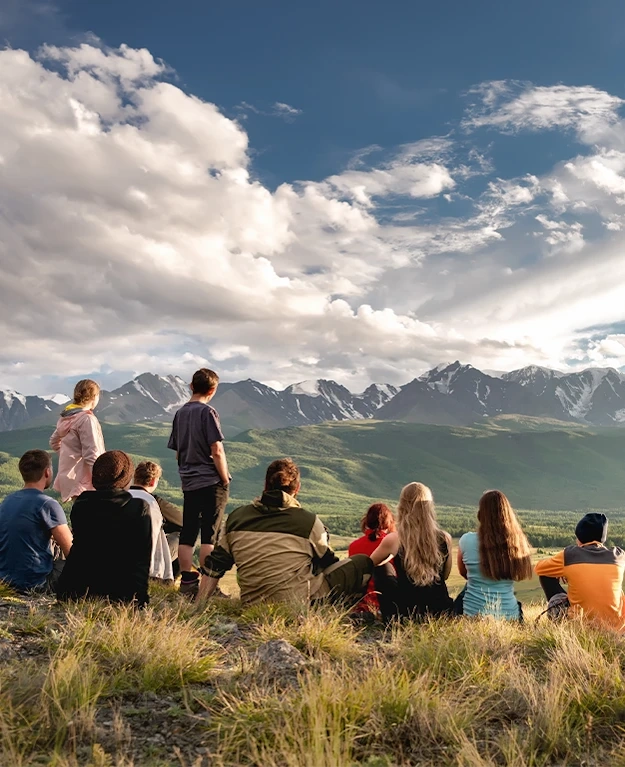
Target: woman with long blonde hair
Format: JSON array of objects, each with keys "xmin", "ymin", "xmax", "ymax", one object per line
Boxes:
[
  {"xmin": 456, "ymin": 490, "xmax": 532, "ymax": 620},
  {"xmin": 370, "ymin": 482, "xmax": 453, "ymax": 621}
]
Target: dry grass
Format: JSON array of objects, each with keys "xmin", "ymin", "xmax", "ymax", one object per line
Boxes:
[{"xmin": 1, "ymin": 594, "xmax": 625, "ymax": 765}]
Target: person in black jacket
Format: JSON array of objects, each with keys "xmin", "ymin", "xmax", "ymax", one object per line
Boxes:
[{"xmin": 56, "ymin": 450, "xmax": 152, "ymax": 607}]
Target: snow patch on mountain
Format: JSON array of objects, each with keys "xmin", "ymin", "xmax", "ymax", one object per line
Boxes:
[
  {"xmin": 287, "ymin": 381, "xmax": 321, "ymax": 397},
  {"xmin": 42, "ymin": 394, "xmax": 70, "ymax": 405}
]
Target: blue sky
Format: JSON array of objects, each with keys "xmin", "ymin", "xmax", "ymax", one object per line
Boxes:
[
  {"xmin": 1, "ymin": 0, "xmax": 625, "ymax": 393},
  {"xmin": 9, "ymin": 0, "xmax": 625, "ymax": 184}
]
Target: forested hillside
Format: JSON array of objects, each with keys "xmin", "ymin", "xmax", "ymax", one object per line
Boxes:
[{"xmin": 1, "ymin": 416, "xmax": 625, "ymax": 546}]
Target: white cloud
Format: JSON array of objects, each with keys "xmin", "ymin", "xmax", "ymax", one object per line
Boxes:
[
  {"xmin": 1, "ymin": 45, "xmax": 625, "ymax": 393},
  {"xmin": 272, "ymin": 102, "xmax": 302, "ymax": 119},
  {"xmin": 237, "ymin": 100, "xmax": 302, "ymax": 121},
  {"xmin": 463, "ymin": 80, "xmax": 624, "ymax": 143}
]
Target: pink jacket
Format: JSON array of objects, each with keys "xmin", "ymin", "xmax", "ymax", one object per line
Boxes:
[{"xmin": 49, "ymin": 408, "xmax": 106, "ymax": 502}]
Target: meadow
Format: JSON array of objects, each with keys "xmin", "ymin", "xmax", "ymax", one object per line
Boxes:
[
  {"xmin": 2, "ymin": 585, "xmax": 625, "ymax": 766},
  {"xmin": 1, "ymin": 418, "xmax": 625, "ymax": 764}
]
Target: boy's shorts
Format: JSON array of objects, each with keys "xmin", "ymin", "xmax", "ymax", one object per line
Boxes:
[{"xmin": 180, "ymin": 483, "xmax": 229, "ymax": 547}]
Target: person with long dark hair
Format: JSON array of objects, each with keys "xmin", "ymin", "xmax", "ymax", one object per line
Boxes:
[
  {"xmin": 348, "ymin": 503, "xmax": 395, "ymax": 613},
  {"xmin": 456, "ymin": 490, "xmax": 532, "ymax": 620},
  {"xmin": 370, "ymin": 483, "xmax": 453, "ymax": 621}
]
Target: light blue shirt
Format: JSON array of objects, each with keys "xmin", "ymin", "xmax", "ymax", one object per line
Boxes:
[{"xmin": 459, "ymin": 532, "xmax": 520, "ymax": 620}]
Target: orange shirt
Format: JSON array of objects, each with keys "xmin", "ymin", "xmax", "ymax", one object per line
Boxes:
[{"xmin": 535, "ymin": 542, "xmax": 625, "ymax": 632}]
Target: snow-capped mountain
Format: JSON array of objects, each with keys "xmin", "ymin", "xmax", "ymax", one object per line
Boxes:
[
  {"xmin": 96, "ymin": 373, "xmax": 190, "ymax": 423},
  {"xmin": 213, "ymin": 378, "xmax": 398, "ymax": 435},
  {"xmin": 0, "ymin": 390, "xmax": 63, "ymax": 431},
  {"xmin": 3, "ymin": 363, "xmax": 625, "ymax": 434},
  {"xmin": 378, "ymin": 362, "xmax": 625, "ymax": 426},
  {"xmin": 0, "ymin": 373, "xmax": 398, "ymax": 434}
]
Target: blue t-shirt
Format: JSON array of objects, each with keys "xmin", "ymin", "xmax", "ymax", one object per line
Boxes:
[
  {"xmin": 167, "ymin": 402, "xmax": 225, "ymax": 492},
  {"xmin": 0, "ymin": 489, "xmax": 67, "ymax": 590},
  {"xmin": 459, "ymin": 532, "xmax": 520, "ymax": 620}
]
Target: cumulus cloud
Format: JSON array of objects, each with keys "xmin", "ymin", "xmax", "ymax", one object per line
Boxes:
[{"xmin": 1, "ymin": 44, "xmax": 625, "ymax": 394}]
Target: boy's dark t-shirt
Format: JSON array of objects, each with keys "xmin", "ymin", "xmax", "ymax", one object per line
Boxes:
[
  {"xmin": 167, "ymin": 401, "xmax": 224, "ymax": 491},
  {"xmin": 0, "ymin": 489, "xmax": 67, "ymax": 590}
]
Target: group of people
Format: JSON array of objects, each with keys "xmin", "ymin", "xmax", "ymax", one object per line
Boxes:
[{"xmin": 0, "ymin": 367, "xmax": 624, "ymax": 634}]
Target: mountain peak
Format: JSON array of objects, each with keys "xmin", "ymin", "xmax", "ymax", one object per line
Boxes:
[{"xmin": 286, "ymin": 380, "xmax": 322, "ymax": 397}]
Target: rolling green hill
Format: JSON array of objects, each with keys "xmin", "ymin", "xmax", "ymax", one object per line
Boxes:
[{"xmin": 1, "ymin": 416, "xmax": 625, "ymax": 546}]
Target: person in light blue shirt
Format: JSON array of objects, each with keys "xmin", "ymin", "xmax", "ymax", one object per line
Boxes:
[
  {"xmin": 0, "ymin": 450, "xmax": 73, "ymax": 592},
  {"xmin": 456, "ymin": 490, "xmax": 533, "ymax": 621}
]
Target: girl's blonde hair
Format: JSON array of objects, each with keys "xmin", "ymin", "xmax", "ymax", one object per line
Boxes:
[
  {"xmin": 397, "ymin": 482, "xmax": 444, "ymax": 586},
  {"xmin": 477, "ymin": 490, "xmax": 533, "ymax": 581},
  {"xmin": 73, "ymin": 379, "xmax": 100, "ymax": 406}
]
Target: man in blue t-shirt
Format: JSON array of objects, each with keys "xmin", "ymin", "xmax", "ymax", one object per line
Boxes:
[{"xmin": 0, "ymin": 449, "xmax": 73, "ymax": 592}]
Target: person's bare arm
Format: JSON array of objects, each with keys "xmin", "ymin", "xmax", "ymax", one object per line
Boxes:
[
  {"xmin": 370, "ymin": 532, "xmax": 399, "ymax": 567},
  {"xmin": 441, "ymin": 532, "xmax": 453, "ymax": 581},
  {"xmin": 457, "ymin": 547, "xmax": 468, "ymax": 579},
  {"xmin": 51, "ymin": 524, "xmax": 73, "ymax": 557},
  {"xmin": 196, "ymin": 574, "xmax": 220, "ymax": 603},
  {"xmin": 210, "ymin": 441, "xmax": 230, "ymax": 486}
]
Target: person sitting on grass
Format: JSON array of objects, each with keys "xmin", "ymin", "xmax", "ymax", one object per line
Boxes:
[
  {"xmin": 0, "ymin": 450, "xmax": 72, "ymax": 593},
  {"xmin": 348, "ymin": 503, "xmax": 396, "ymax": 616},
  {"xmin": 129, "ymin": 461, "xmax": 175, "ymax": 583},
  {"xmin": 56, "ymin": 450, "xmax": 152, "ymax": 607},
  {"xmin": 197, "ymin": 458, "xmax": 373, "ymax": 605},
  {"xmin": 535, "ymin": 513, "xmax": 625, "ymax": 631},
  {"xmin": 370, "ymin": 483, "xmax": 453, "ymax": 622},
  {"xmin": 456, "ymin": 490, "xmax": 532, "ymax": 621}
]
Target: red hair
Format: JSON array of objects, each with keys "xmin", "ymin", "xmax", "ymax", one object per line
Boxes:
[{"xmin": 361, "ymin": 503, "xmax": 396, "ymax": 541}]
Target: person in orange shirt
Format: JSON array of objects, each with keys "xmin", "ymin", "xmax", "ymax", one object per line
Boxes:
[{"xmin": 535, "ymin": 513, "xmax": 625, "ymax": 632}]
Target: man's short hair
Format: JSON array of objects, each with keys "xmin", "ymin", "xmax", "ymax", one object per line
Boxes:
[
  {"xmin": 73, "ymin": 379, "xmax": 100, "ymax": 406},
  {"xmin": 19, "ymin": 450, "xmax": 51, "ymax": 483},
  {"xmin": 265, "ymin": 458, "xmax": 300, "ymax": 495},
  {"xmin": 191, "ymin": 368, "xmax": 219, "ymax": 395},
  {"xmin": 134, "ymin": 461, "xmax": 163, "ymax": 488}
]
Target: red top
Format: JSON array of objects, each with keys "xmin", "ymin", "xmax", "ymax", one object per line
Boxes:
[{"xmin": 348, "ymin": 530, "xmax": 389, "ymax": 611}]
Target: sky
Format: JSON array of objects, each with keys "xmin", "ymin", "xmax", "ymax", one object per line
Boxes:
[{"xmin": 1, "ymin": 0, "xmax": 625, "ymax": 395}]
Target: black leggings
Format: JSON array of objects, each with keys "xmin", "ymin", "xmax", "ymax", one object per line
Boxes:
[{"xmin": 539, "ymin": 576, "xmax": 567, "ymax": 601}]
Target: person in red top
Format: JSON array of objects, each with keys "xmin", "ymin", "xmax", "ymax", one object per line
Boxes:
[{"xmin": 348, "ymin": 503, "xmax": 396, "ymax": 614}]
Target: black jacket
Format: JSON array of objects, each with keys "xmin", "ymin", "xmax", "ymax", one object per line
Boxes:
[{"xmin": 57, "ymin": 489, "xmax": 152, "ymax": 606}]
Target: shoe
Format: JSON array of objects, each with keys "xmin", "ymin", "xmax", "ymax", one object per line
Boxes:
[{"xmin": 179, "ymin": 574, "xmax": 199, "ymax": 598}]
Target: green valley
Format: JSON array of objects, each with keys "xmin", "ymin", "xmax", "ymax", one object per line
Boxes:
[{"xmin": 1, "ymin": 415, "xmax": 625, "ymax": 547}]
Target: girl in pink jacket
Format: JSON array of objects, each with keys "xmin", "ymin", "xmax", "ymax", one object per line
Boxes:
[{"xmin": 50, "ymin": 379, "xmax": 105, "ymax": 502}]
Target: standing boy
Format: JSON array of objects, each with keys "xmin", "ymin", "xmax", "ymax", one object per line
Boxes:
[{"xmin": 167, "ymin": 368, "xmax": 230, "ymax": 596}]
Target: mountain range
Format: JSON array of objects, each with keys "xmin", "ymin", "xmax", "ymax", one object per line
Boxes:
[{"xmin": 2, "ymin": 362, "xmax": 625, "ymax": 434}]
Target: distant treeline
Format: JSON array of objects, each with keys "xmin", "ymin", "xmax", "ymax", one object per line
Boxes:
[{"xmin": 323, "ymin": 508, "xmax": 625, "ymax": 550}]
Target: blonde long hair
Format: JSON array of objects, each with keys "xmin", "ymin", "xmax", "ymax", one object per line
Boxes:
[
  {"xmin": 478, "ymin": 490, "xmax": 533, "ymax": 581},
  {"xmin": 397, "ymin": 482, "xmax": 444, "ymax": 586}
]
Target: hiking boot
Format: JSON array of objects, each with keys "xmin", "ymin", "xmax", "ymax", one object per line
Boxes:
[{"xmin": 179, "ymin": 573, "xmax": 200, "ymax": 599}]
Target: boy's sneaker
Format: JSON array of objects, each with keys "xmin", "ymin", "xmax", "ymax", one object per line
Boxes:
[{"xmin": 179, "ymin": 573, "xmax": 200, "ymax": 599}]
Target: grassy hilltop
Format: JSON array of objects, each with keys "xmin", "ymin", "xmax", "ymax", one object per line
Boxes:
[
  {"xmin": 2, "ymin": 590, "xmax": 625, "ymax": 766},
  {"xmin": 2, "ymin": 418, "xmax": 625, "ymax": 764}
]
